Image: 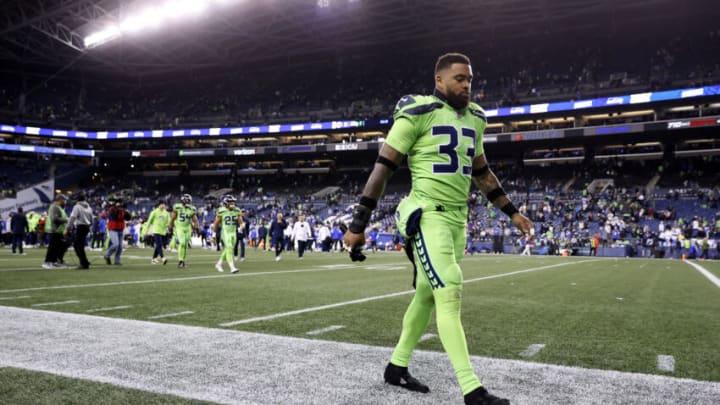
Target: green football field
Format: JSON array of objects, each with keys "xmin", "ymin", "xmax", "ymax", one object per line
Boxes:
[{"xmin": 1, "ymin": 246, "xmax": 719, "ymax": 403}]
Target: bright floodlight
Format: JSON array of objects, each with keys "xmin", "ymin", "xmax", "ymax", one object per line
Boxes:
[
  {"xmin": 83, "ymin": 0, "xmax": 231, "ymax": 49},
  {"xmin": 84, "ymin": 26, "xmax": 120, "ymax": 48}
]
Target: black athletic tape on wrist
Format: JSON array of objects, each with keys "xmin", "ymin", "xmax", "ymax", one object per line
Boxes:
[
  {"xmin": 358, "ymin": 196, "xmax": 377, "ymax": 210},
  {"xmin": 472, "ymin": 165, "xmax": 489, "ymax": 177},
  {"xmin": 376, "ymin": 156, "xmax": 398, "ymax": 172},
  {"xmin": 485, "ymin": 187, "xmax": 507, "ymax": 203},
  {"xmin": 350, "ymin": 204, "xmax": 373, "ymax": 233},
  {"xmin": 501, "ymin": 202, "xmax": 519, "ymax": 218}
]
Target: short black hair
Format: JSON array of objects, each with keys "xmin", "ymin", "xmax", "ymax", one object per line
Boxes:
[
  {"xmin": 157, "ymin": 200, "xmax": 166, "ymax": 207},
  {"xmin": 76, "ymin": 193, "xmax": 86, "ymax": 201},
  {"xmin": 435, "ymin": 52, "xmax": 471, "ymax": 74}
]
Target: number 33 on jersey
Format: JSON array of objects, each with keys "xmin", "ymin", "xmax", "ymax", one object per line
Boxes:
[{"xmin": 386, "ymin": 94, "xmax": 487, "ymax": 206}]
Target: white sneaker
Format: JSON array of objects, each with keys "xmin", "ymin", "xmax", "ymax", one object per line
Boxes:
[
  {"xmin": 234, "ymin": 256, "xmax": 238, "ymax": 262},
  {"xmin": 42, "ymin": 262, "xmax": 53, "ymax": 269},
  {"xmin": 162, "ymin": 257, "xmax": 168, "ymax": 265},
  {"xmin": 151, "ymin": 258, "xmax": 158, "ymax": 264},
  {"xmin": 215, "ymin": 263, "xmax": 224, "ymax": 272},
  {"xmin": 240, "ymin": 257, "xmax": 246, "ymax": 262},
  {"xmin": 275, "ymin": 255, "xmax": 281, "ymax": 262},
  {"xmin": 230, "ymin": 267, "xmax": 239, "ymax": 274}
]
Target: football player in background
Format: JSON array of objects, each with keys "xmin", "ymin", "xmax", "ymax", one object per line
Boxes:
[
  {"xmin": 213, "ymin": 195, "xmax": 242, "ymax": 273},
  {"xmin": 169, "ymin": 194, "xmax": 199, "ymax": 268}
]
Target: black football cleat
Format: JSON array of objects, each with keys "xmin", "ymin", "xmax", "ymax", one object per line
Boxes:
[
  {"xmin": 384, "ymin": 363, "xmax": 430, "ymax": 393},
  {"xmin": 464, "ymin": 387, "xmax": 510, "ymax": 405}
]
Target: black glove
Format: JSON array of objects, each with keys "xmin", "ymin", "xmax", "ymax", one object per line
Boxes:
[{"xmin": 349, "ymin": 246, "xmax": 366, "ymax": 262}]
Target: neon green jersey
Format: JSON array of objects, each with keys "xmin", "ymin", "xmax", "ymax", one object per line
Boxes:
[
  {"xmin": 217, "ymin": 207, "xmax": 241, "ymax": 232},
  {"xmin": 385, "ymin": 93, "xmax": 487, "ymax": 207},
  {"xmin": 173, "ymin": 204, "xmax": 197, "ymax": 228},
  {"xmin": 147, "ymin": 207, "xmax": 170, "ymax": 235}
]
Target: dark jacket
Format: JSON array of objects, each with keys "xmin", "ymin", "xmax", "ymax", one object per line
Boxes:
[
  {"xmin": 269, "ymin": 219, "xmax": 287, "ymax": 238},
  {"xmin": 11, "ymin": 211, "xmax": 29, "ymax": 234}
]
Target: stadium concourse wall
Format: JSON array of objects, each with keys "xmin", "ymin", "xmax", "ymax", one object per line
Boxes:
[{"xmin": 373, "ymin": 232, "xmax": 632, "ymax": 257}]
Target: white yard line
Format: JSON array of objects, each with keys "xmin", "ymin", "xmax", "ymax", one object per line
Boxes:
[
  {"xmin": 657, "ymin": 355, "xmax": 676, "ymax": 372},
  {"xmin": 1, "ymin": 306, "xmax": 718, "ymax": 405},
  {"xmin": 0, "ymin": 295, "xmax": 31, "ymax": 301},
  {"xmin": 220, "ymin": 260, "xmax": 598, "ymax": 327},
  {"xmin": 520, "ymin": 344, "xmax": 546, "ymax": 358},
  {"xmin": 31, "ymin": 300, "xmax": 80, "ymax": 307},
  {"xmin": 86, "ymin": 305, "xmax": 133, "ymax": 313},
  {"xmin": 683, "ymin": 260, "xmax": 720, "ymax": 288},
  {"xmin": 0, "ymin": 267, "xmax": 352, "ymax": 294},
  {"xmin": 306, "ymin": 325, "xmax": 345, "ymax": 336},
  {"xmin": 147, "ymin": 311, "xmax": 194, "ymax": 320}
]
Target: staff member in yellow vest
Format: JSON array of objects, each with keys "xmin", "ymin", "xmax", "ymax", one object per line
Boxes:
[{"xmin": 42, "ymin": 194, "xmax": 69, "ymax": 269}]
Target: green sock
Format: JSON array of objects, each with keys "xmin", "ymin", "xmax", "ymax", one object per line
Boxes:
[
  {"xmin": 434, "ymin": 287, "xmax": 482, "ymax": 395},
  {"xmin": 390, "ymin": 281, "xmax": 434, "ymax": 367}
]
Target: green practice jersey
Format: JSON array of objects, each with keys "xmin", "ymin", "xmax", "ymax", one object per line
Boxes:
[
  {"xmin": 173, "ymin": 204, "xmax": 197, "ymax": 228},
  {"xmin": 386, "ymin": 93, "xmax": 487, "ymax": 206},
  {"xmin": 217, "ymin": 207, "xmax": 241, "ymax": 232},
  {"xmin": 147, "ymin": 207, "xmax": 170, "ymax": 235}
]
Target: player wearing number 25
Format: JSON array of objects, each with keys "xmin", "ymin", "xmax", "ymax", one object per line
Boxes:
[{"xmin": 344, "ymin": 53, "xmax": 534, "ymax": 404}]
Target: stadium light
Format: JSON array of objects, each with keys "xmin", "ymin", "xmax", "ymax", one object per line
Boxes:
[
  {"xmin": 84, "ymin": 25, "xmax": 120, "ymax": 48},
  {"xmin": 83, "ymin": 0, "xmax": 235, "ymax": 49}
]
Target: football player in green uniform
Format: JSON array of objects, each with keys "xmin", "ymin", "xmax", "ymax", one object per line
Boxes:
[
  {"xmin": 213, "ymin": 195, "xmax": 242, "ymax": 273},
  {"xmin": 344, "ymin": 53, "xmax": 533, "ymax": 405},
  {"xmin": 169, "ymin": 194, "xmax": 199, "ymax": 268}
]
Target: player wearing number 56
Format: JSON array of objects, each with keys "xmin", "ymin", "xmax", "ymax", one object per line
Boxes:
[{"xmin": 343, "ymin": 53, "xmax": 533, "ymax": 404}]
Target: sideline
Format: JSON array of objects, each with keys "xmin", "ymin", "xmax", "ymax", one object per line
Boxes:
[{"xmin": 1, "ymin": 305, "xmax": 717, "ymax": 405}]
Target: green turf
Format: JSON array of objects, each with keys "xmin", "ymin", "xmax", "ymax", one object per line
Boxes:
[
  {"xmin": 0, "ymin": 367, "xmax": 214, "ymax": 405},
  {"xmin": 1, "ymin": 247, "xmax": 719, "ymax": 394}
]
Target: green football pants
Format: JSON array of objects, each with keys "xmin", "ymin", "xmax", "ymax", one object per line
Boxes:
[
  {"xmin": 390, "ymin": 208, "xmax": 482, "ymax": 395},
  {"xmin": 177, "ymin": 227, "xmax": 192, "ymax": 261}
]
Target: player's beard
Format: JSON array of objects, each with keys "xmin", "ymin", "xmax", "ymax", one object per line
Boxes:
[{"xmin": 447, "ymin": 91, "xmax": 470, "ymax": 110}]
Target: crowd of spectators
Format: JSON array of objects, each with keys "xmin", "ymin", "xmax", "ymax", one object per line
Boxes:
[{"xmin": 1, "ymin": 31, "xmax": 718, "ymax": 131}]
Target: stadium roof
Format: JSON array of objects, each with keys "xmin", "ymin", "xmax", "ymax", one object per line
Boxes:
[{"xmin": 0, "ymin": 0, "xmax": 716, "ymax": 77}]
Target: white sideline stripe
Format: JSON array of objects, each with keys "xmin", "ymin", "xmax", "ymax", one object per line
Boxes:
[
  {"xmin": 86, "ymin": 305, "xmax": 132, "ymax": 313},
  {"xmin": 683, "ymin": 260, "xmax": 720, "ymax": 288},
  {"xmin": 419, "ymin": 333, "xmax": 437, "ymax": 342},
  {"xmin": 31, "ymin": 300, "xmax": 80, "ymax": 307},
  {"xmin": 0, "ymin": 295, "xmax": 31, "ymax": 301},
  {"xmin": 147, "ymin": 311, "xmax": 194, "ymax": 320},
  {"xmin": 306, "ymin": 325, "xmax": 344, "ymax": 336},
  {"xmin": 520, "ymin": 344, "xmax": 546, "ymax": 358},
  {"xmin": 2, "ymin": 306, "xmax": 719, "ymax": 405},
  {"xmin": 658, "ymin": 355, "xmax": 675, "ymax": 372},
  {"xmin": 220, "ymin": 260, "xmax": 597, "ymax": 326},
  {"xmin": 0, "ymin": 267, "xmax": 350, "ymax": 294}
]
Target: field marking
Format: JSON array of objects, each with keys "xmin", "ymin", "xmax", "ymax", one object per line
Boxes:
[
  {"xmin": 306, "ymin": 325, "xmax": 345, "ymax": 336},
  {"xmin": 0, "ymin": 267, "xmax": 353, "ymax": 294},
  {"xmin": 419, "ymin": 333, "xmax": 437, "ymax": 342},
  {"xmin": 147, "ymin": 311, "xmax": 194, "ymax": 320},
  {"xmin": 683, "ymin": 260, "xmax": 720, "ymax": 288},
  {"xmin": 0, "ymin": 295, "xmax": 31, "ymax": 301},
  {"xmin": 520, "ymin": 344, "xmax": 546, "ymax": 358},
  {"xmin": 2, "ymin": 306, "xmax": 719, "ymax": 405},
  {"xmin": 86, "ymin": 305, "xmax": 132, "ymax": 313},
  {"xmin": 31, "ymin": 300, "xmax": 80, "ymax": 307},
  {"xmin": 220, "ymin": 260, "xmax": 598, "ymax": 327},
  {"xmin": 657, "ymin": 355, "xmax": 675, "ymax": 372}
]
